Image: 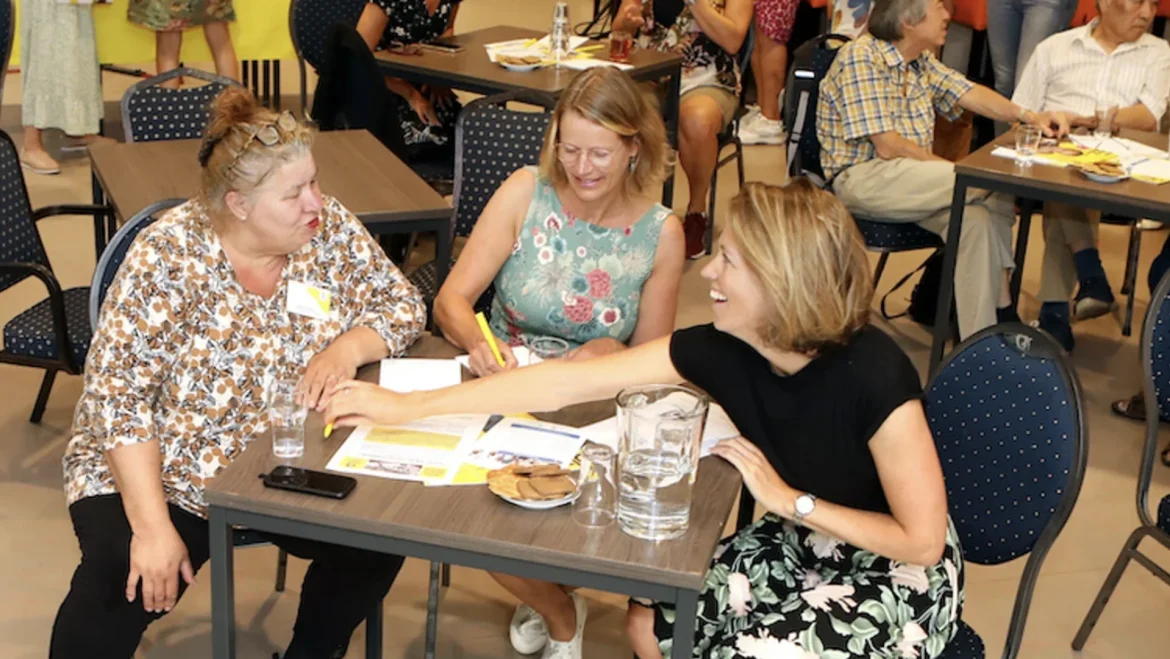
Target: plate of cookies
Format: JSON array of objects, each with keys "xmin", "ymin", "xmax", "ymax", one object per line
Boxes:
[
  {"xmin": 487, "ymin": 464, "xmax": 578, "ymax": 509},
  {"xmin": 497, "ymin": 53, "xmax": 544, "ymax": 72},
  {"xmin": 1076, "ymin": 161, "xmax": 1129, "ymax": 184}
]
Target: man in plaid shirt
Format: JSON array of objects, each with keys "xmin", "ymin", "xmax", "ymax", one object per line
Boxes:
[{"xmin": 818, "ymin": 0, "xmax": 1066, "ymax": 339}]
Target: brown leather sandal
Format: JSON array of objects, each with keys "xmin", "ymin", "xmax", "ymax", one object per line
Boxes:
[{"xmin": 1111, "ymin": 393, "xmax": 1146, "ymax": 421}]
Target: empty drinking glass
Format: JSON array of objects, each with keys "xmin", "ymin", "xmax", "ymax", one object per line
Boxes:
[
  {"xmin": 572, "ymin": 444, "xmax": 616, "ymax": 528},
  {"xmin": 269, "ymin": 379, "xmax": 308, "ymax": 460},
  {"xmin": 528, "ymin": 336, "xmax": 570, "ymax": 361},
  {"xmin": 1094, "ymin": 102, "xmax": 1118, "ymax": 138},
  {"xmin": 1015, "ymin": 125, "xmax": 1042, "ymax": 165}
]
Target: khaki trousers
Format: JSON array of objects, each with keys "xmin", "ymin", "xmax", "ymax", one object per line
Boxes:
[
  {"xmin": 1038, "ymin": 203, "xmax": 1100, "ymax": 302},
  {"xmin": 833, "ymin": 158, "xmax": 1016, "ymax": 339}
]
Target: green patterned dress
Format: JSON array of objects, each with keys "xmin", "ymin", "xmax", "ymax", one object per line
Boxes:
[{"xmin": 128, "ymin": 0, "xmax": 236, "ymax": 31}]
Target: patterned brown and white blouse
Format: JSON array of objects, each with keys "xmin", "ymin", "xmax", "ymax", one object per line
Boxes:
[{"xmin": 64, "ymin": 196, "xmax": 426, "ymax": 518}]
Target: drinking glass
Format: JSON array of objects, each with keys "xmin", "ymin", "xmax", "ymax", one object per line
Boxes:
[
  {"xmin": 572, "ymin": 444, "xmax": 617, "ymax": 527},
  {"xmin": 1094, "ymin": 102, "xmax": 1118, "ymax": 138},
  {"xmin": 269, "ymin": 379, "xmax": 307, "ymax": 460},
  {"xmin": 527, "ymin": 336, "xmax": 570, "ymax": 361},
  {"xmin": 609, "ymin": 28, "xmax": 633, "ymax": 63},
  {"xmin": 1014, "ymin": 125, "xmax": 1042, "ymax": 165}
]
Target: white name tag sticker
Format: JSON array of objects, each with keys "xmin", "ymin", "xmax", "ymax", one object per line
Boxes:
[{"xmin": 287, "ymin": 280, "xmax": 332, "ymax": 320}]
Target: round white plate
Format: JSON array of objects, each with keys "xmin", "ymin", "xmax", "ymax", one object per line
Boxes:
[
  {"xmin": 497, "ymin": 492, "xmax": 577, "ymax": 509},
  {"xmin": 498, "ymin": 60, "xmax": 541, "ymax": 72},
  {"xmin": 1080, "ymin": 170, "xmax": 1128, "ymax": 184}
]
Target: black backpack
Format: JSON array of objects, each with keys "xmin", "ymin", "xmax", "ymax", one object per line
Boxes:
[{"xmin": 783, "ymin": 33, "xmax": 851, "ymax": 187}]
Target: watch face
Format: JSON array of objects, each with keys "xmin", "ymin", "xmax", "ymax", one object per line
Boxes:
[{"xmin": 796, "ymin": 495, "xmax": 815, "ymax": 515}]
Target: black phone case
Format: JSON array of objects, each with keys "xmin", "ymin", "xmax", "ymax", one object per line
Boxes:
[{"xmin": 260, "ymin": 467, "xmax": 356, "ymax": 499}]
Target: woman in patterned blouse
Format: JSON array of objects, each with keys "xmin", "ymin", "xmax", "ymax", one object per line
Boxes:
[
  {"xmin": 435, "ymin": 68, "xmax": 685, "ymax": 379},
  {"xmin": 48, "ymin": 88, "xmax": 426, "ymax": 659}
]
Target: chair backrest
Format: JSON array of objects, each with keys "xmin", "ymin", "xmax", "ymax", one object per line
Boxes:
[
  {"xmin": 1136, "ymin": 270, "xmax": 1170, "ymax": 530},
  {"xmin": 926, "ymin": 323, "xmax": 1087, "ymax": 659},
  {"xmin": 121, "ymin": 68, "xmax": 241, "ymax": 143},
  {"xmin": 450, "ymin": 91, "xmax": 556, "ymax": 238},
  {"xmin": 289, "ymin": 0, "xmax": 370, "ymax": 73},
  {"xmin": 89, "ymin": 199, "xmax": 186, "ymax": 329},
  {"xmin": 783, "ymin": 33, "xmax": 851, "ymax": 186},
  {"xmin": 0, "ymin": 130, "xmax": 50, "ymax": 293},
  {"xmin": 0, "ymin": 0, "xmax": 13, "ymax": 102}
]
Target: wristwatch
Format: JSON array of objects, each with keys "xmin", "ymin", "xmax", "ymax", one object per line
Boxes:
[{"xmin": 793, "ymin": 493, "xmax": 817, "ymax": 521}]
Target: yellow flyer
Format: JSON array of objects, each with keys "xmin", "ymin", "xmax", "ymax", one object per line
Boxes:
[{"xmin": 325, "ymin": 415, "xmax": 487, "ymax": 483}]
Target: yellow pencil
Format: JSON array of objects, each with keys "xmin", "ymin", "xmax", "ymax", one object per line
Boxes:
[
  {"xmin": 475, "ymin": 312, "xmax": 506, "ymax": 367},
  {"xmin": 324, "ymin": 422, "xmax": 334, "ymax": 438}
]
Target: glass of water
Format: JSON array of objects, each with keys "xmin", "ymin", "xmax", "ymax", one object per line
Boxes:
[
  {"xmin": 615, "ymin": 385, "xmax": 709, "ymax": 541},
  {"xmin": 269, "ymin": 379, "xmax": 307, "ymax": 460},
  {"xmin": 572, "ymin": 444, "xmax": 617, "ymax": 528},
  {"xmin": 527, "ymin": 336, "xmax": 571, "ymax": 361},
  {"xmin": 1014, "ymin": 125, "xmax": 1042, "ymax": 165}
]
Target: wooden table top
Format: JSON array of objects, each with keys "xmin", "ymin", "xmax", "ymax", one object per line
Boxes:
[
  {"xmin": 88, "ymin": 130, "xmax": 450, "ymax": 226},
  {"xmin": 204, "ymin": 335, "xmax": 742, "ymax": 591},
  {"xmin": 956, "ymin": 129, "xmax": 1170, "ymax": 217},
  {"xmin": 373, "ymin": 25, "xmax": 684, "ymax": 96}
]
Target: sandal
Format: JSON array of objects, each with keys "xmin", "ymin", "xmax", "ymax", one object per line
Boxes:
[{"xmin": 1112, "ymin": 392, "xmax": 1146, "ymax": 421}]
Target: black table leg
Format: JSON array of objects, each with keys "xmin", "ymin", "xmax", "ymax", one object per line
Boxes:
[
  {"xmin": 273, "ymin": 61, "xmax": 282, "ymax": 111},
  {"xmin": 1011, "ymin": 199, "xmax": 1036, "ymax": 308},
  {"xmin": 434, "ymin": 220, "xmax": 452, "ymax": 295},
  {"xmin": 91, "ymin": 171, "xmax": 108, "ymax": 257},
  {"xmin": 929, "ymin": 180, "xmax": 968, "ymax": 376},
  {"xmin": 209, "ymin": 506, "xmax": 236, "ymax": 659},
  {"xmin": 670, "ymin": 589, "xmax": 698, "ymax": 659},
  {"xmin": 661, "ymin": 71, "xmax": 682, "ymax": 209}
]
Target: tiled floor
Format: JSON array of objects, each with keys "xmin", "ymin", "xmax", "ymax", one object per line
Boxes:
[{"xmin": 2, "ymin": 3, "xmax": 1170, "ymax": 658}]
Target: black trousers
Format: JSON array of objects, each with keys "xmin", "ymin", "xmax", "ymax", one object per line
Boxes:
[{"xmin": 49, "ymin": 494, "xmax": 404, "ymax": 659}]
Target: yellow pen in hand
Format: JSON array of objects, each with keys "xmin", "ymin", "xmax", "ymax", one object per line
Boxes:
[
  {"xmin": 475, "ymin": 312, "xmax": 506, "ymax": 367},
  {"xmin": 324, "ymin": 422, "xmax": 334, "ymax": 438}
]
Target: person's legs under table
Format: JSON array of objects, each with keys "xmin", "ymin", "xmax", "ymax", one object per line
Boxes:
[
  {"xmin": 261, "ymin": 532, "xmax": 405, "ymax": 659},
  {"xmin": 677, "ymin": 87, "xmax": 736, "ymax": 258},
  {"xmin": 202, "ymin": 21, "xmax": 240, "ymax": 82},
  {"xmin": 155, "ymin": 30, "xmax": 183, "ymax": 88},
  {"xmin": 489, "ymin": 572, "xmax": 582, "ymax": 654}
]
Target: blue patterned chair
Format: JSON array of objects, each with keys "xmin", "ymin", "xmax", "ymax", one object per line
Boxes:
[
  {"xmin": 88, "ymin": 199, "xmax": 184, "ymax": 329},
  {"xmin": 288, "ymin": 0, "xmax": 369, "ymax": 117},
  {"xmin": 1071, "ymin": 269, "xmax": 1170, "ymax": 651},
  {"xmin": 0, "ymin": 131, "xmax": 110, "ymax": 422},
  {"xmin": 927, "ymin": 323, "xmax": 1087, "ymax": 658},
  {"xmin": 407, "ymin": 90, "xmax": 557, "ymax": 319},
  {"xmin": 120, "ymin": 68, "xmax": 240, "ymax": 143}
]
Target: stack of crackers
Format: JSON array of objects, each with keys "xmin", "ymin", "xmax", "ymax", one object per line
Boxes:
[
  {"xmin": 487, "ymin": 464, "xmax": 576, "ymax": 502},
  {"xmin": 1077, "ymin": 161, "xmax": 1127, "ymax": 179}
]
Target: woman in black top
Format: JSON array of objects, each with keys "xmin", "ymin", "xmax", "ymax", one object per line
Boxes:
[
  {"xmin": 355, "ymin": 0, "xmax": 462, "ymax": 157},
  {"xmin": 322, "ymin": 180, "xmax": 965, "ymax": 658}
]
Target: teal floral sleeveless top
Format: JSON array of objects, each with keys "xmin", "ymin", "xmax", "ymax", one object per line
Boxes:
[{"xmin": 489, "ymin": 169, "xmax": 670, "ymax": 349}]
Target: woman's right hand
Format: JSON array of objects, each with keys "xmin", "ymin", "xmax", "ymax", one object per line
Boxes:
[
  {"xmin": 323, "ymin": 379, "xmax": 413, "ymax": 428},
  {"xmin": 467, "ymin": 339, "xmax": 518, "ymax": 378},
  {"xmin": 409, "ymin": 90, "xmax": 441, "ymax": 126},
  {"xmin": 616, "ymin": 0, "xmax": 646, "ymax": 32},
  {"xmin": 126, "ymin": 523, "xmax": 195, "ymax": 613}
]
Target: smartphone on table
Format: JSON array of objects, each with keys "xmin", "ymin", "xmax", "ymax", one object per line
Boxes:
[
  {"xmin": 418, "ymin": 37, "xmax": 464, "ymax": 54},
  {"xmin": 260, "ymin": 466, "xmax": 357, "ymax": 499}
]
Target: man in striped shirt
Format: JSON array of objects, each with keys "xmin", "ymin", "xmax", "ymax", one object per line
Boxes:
[{"xmin": 1012, "ymin": 0, "xmax": 1170, "ymax": 351}]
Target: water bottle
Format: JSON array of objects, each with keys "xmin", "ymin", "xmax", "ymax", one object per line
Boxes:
[{"xmin": 551, "ymin": 2, "xmax": 570, "ymax": 66}]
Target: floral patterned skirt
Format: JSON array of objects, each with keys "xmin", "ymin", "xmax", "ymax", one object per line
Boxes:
[
  {"xmin": 128, "ymin": 0, "xmax": 236, "ymax": 31},
  {"xmin": 648, "ymin": 515, "xmax": 965, "ymax": 659}
]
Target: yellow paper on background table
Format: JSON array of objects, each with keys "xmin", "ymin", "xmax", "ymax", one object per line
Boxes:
[{"xmin": 11, "ymin": 0, "xmax": 294, "ymax": 67}]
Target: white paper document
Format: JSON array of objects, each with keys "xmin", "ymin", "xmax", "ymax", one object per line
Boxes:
[
  {"xmin": 454, "ymin": 346, "xmax": 541, "ymax": 371},
  {"xmin": 325, "ymin": 416, "xmax": 485, "ymax": 482},
  {"xmin": 484, "ymin": 35, "xmax": 591, "ymax": 62},
  {"xmin": 378, "ymin": 358, "xmax": 462, "ymax": 393},
  {"xmin": 558, "ymin": 59, "xmax": 634, "ymax": 71}
]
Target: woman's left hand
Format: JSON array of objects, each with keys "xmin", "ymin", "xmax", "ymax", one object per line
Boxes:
[
  {"xmin": 302, "ymin": 343, "xmax": 360, "ymax": 411},
  {"xmin": 710, "ymin": 437, "xmax": 799, "ymax": 519},
  {"xmin": 566, "ymin": 337, "xmax": 626, "ymax": 362},
  {"xmin": 426, "ymin": 85, "xmax": 458, "ymax": 110}
]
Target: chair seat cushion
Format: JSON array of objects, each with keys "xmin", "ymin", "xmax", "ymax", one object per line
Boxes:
[
  {"xmin": 938, "ymin": 620, "xmax": 985, "ymax": 658},
  {"xmin": 1159, "ymin": 494, "xmax": 1170, "ymax": 534},
  {"xmin": 854, "ymin": 217, "xmax": 945, "ymax": 251},
  {"xmin": 2, "ymin": 287, "xmax": 91, "ymax": 365}
]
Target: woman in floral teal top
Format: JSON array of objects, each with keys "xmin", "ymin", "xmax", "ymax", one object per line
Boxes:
[{"xmin": 434, "ymin": 67, "xmax": 685, "ymax": 378}]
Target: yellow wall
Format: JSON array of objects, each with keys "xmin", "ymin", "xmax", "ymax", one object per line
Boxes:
[{"xmin": 12, "ymin": 0, "xmax": 295, "ymax": 66}]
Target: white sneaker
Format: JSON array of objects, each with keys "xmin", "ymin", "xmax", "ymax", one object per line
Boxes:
[
  {"xmin": 540, "ymin": 592, "xmax": 587, "ymax": 659},
  {"xmin": 738, "ymin": 114, "xmax": 786, "ymax": 145},
  {"xmin": 1138, "ymin": 219, "xmax": 1167, "ymax": 231},
  {"xmin": 510, "ymin": 604, "xmax": 549, "ymax": 655}
]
